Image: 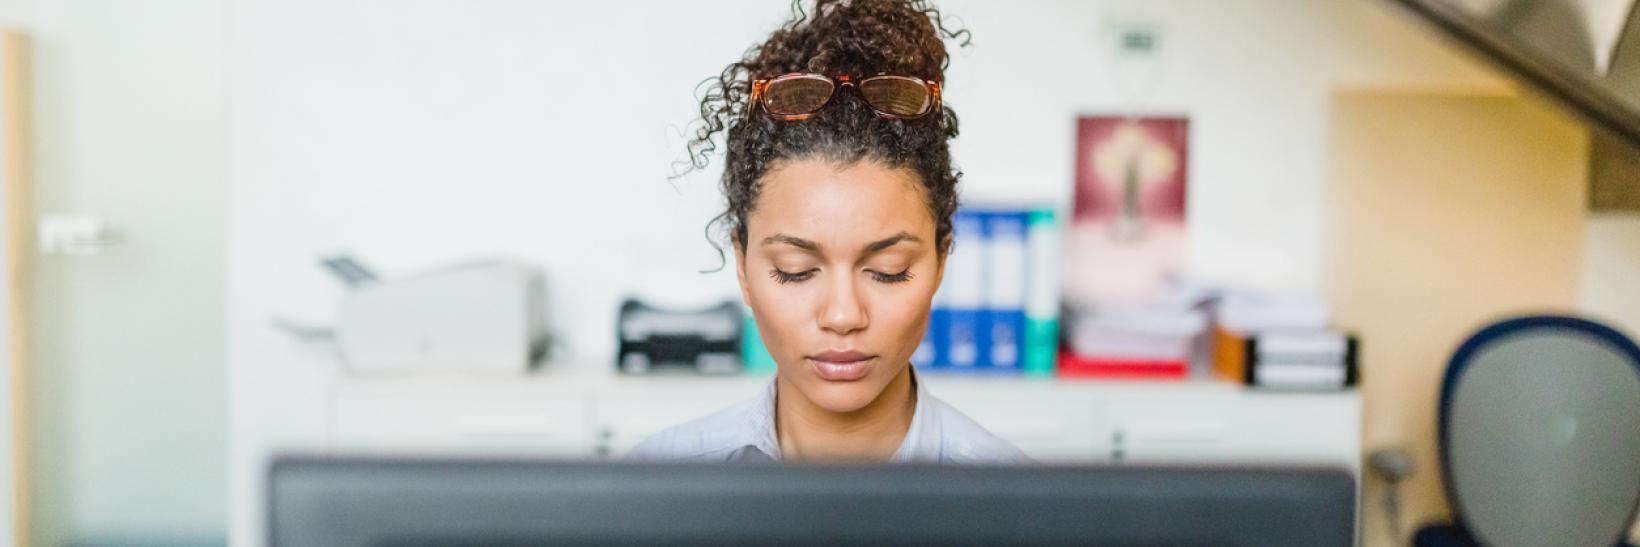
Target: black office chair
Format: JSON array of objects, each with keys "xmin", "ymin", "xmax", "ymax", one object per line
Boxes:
[{"xmin": 1415, "ymin": 315, "xmax": 1640, "ymax": 547}]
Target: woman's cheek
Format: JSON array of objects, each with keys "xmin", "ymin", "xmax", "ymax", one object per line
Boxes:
[
  {"xmin": 865, "ymin": 284, "xmax": 923, "ymax": 332},
  {"xmin": 749, "ymin": 283, "xmax": 811, "ymax": 357}
]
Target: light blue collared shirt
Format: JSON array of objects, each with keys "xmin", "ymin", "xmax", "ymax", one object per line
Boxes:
[{"xmin": 626, "ymin": 373, "xmax": 1030, "ymax": 464}]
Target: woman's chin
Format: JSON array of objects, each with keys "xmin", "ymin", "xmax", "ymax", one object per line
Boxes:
[{"xmin": 799, "ymin": 381, "xmax": 882, "ymax": 413}]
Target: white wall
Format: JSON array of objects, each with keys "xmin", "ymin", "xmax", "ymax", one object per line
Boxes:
[
  {"xmin": 28, "ymin": 0, "xmax": 227, "ymax": 545},
  {"xmin": 1581, "ymin": 213, "xmax": 1640, "ymax": 335},
  {"xmin": 0, "ymin": 26, "xmax": 22, "ymax": 547},
  {"xmin": 0, "ymin": 7, "xmax": 28, "ymax": 547},
  {"xmin": 227, "ymin": 0, "xmax": 1503, "ymax": 544}
]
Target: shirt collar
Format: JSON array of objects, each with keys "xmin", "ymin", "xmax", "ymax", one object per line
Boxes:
[
  {"xmin": 746, "ymin": 380, "xmax": 782, "ymax": 459},
  {"xmin": 747, "ymin": 368, "xmax": 938, "ymax": 462}
]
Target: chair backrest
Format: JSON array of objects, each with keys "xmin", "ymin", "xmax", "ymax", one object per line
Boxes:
[{"xmin": 1441, "ymin": 315, "xmax": 1640, "ymax": 547}]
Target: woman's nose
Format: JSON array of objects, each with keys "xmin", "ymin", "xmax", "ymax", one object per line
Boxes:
[{"xmin": 817, "ymin": 274, "xmax": 868, "ymax": 335}]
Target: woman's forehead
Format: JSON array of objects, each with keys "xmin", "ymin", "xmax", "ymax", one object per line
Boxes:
[{"xmin": 749, "ymin": 159, "xmax": 935, "ymax": 245}]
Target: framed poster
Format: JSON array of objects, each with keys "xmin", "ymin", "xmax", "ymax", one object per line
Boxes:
[{"xmin": 1065, "ymin": 115, "xmax": 1189, "ymax": 303}]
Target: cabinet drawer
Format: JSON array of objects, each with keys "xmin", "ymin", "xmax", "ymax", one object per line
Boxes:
[
  {"xmin": 932, "ymin": 386, "xmax": 1107, "ymax": 462},
  {"xmin": 594, "ymin": 393, "xmax": 748, "ymax": 457},
  {"xmin": 1106, "ymin": 391, "xmax": 1359, "ymax": 469},
  {"xmin": 1222, "ymin": 393, "xmax": 1361, "ymax": 468},
  {"xmin": 330, "ymin": 395, "xmax": 591, "ymax": 455}
]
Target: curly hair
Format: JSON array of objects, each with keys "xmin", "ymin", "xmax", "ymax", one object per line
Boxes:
[{"xmin": 685, "ymin": 0, "xmax": 972, "ymax": 265}]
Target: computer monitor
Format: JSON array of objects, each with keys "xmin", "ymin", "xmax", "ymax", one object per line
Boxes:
[{"xmin": 268, "ymin": 455, "xmax": 1355, "ymax": 547}]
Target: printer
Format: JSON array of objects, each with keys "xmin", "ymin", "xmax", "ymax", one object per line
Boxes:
[{"xmin": 329, "ymin": 259, "xmax": 546, "ymax": 374}]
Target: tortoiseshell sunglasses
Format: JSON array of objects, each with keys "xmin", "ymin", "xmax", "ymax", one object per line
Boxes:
[{"xmin": 749, "ymin": 73, "xmax": 942, "ymax": 121}]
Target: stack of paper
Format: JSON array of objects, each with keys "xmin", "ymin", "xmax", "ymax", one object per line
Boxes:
[
  {"xmin": 1209, "ymin": 291, "xmax": 1356, "ymax": 390},
  {"xmin": 1058, "ymin": 287, "xmax": 1208, "ymax": 379}
]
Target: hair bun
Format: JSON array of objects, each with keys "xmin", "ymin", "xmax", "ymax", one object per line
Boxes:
[
  {"xmin": 761, "ymin": 0, "xmax": 968, "ymax": 82},
  {"xmin": 682, "ymin": 0, "xmax": 970, "ymax": 270}
]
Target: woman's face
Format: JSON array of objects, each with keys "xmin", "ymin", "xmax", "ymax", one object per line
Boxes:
[{"xmin": 734, "ymin": 158, "xmax": 944, "ymax": 414}]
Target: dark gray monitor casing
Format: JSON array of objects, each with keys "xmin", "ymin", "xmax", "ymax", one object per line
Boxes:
[{"xmin": 269, "ymin": 455, "xmax": 1355, "ymax": 547}]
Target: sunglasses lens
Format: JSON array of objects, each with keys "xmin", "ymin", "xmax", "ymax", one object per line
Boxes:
[
  {"xmin": 860, "ymin": 76, "xmax": 933, "ymax": 117},
  {"xmin": 763, "ymin": 76, "xmax": 835, "ymax": 116}
]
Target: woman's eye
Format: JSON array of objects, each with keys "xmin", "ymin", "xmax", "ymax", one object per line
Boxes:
[
  {"xmin": 769, "ymin": 268, "xmax": 816, "ymax": 284},
  {"xmin": 870, "ymin": 269, "xmax": 914, "ymax": 284}
]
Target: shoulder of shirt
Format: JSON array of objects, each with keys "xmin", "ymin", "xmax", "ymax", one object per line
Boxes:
[
  {"xmin": 623, "ymin": 396, "xmax": 765, "ymax": 462},
  {"xmin": 921, "ymin": 391, "xmax": 1034, "ymax": 465}
]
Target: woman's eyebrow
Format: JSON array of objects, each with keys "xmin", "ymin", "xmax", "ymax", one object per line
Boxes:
[
  {"xmin": 862, "ymin": 232, "xmax": 920, "ymax": 254},
  {"xmin": 759, "ymin": 232, "xmax": 920, "ymax": 254},
  {"xmin": 761, "ymin": 234, "xmax": 820, "ymax": 252}
]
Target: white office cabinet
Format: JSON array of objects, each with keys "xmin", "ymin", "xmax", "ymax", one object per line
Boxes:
[
  {"xmin": 592, "ymin": 375, "xmax": 767, "ymax": 457},
  {"xmin": 331, "ymin": 396, "xmax": 589, "ymax": 455},
  {"xmin": 1105, "ymin": 388, "xmax": 1361, "ymax": 472},
  {"xmin": 329, "ymin": 376, "xmax": 595, "ymax": 455},
  {"xmin": 325, "ymin": 371, "xmax": 1360, "ymax": 473},
  {"xmin": 927, "ymin": 379, "xmax": 1108, "ymax": 462}
]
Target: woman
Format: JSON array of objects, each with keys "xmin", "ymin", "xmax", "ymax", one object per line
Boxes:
[{"xmin": 628, "ymin": 0, "xmax": 1026, "ymax": 464}]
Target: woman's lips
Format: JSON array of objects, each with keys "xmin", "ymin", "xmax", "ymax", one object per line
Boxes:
[{"xmin": 808, "ymin": 350, "xmax": 876, "ymax": 381}]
